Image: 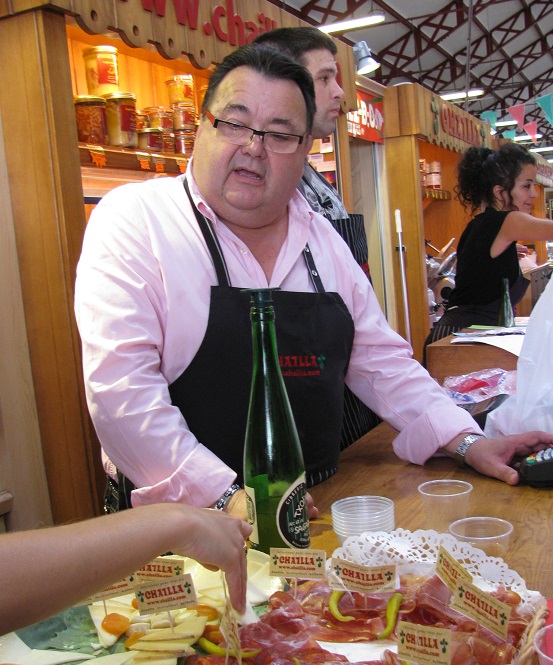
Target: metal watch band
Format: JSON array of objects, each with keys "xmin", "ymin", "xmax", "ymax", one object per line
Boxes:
[
  {"xmin": 213, "ymin": 483, "xmax": 241, "ymax": 511},
  {"xmin": 454, "ymin": 434, "xmax": 486, "ymax": 466}
]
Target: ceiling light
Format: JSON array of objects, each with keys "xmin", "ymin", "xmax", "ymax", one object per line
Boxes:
[
  {"xmin": 529, "ymin": 146, "xmax": 553, "ymax": 153},
  {"xmin": 440, "ymin": 89, "xmax": 484, "ymax": 101},
  {"xmin": 496, "ymin": 119, "xmax": 517, "ymax": 127},
  {"xmin": 513, "ymin": 133, "xmax": 543, "ymax": 142},
  {"xmin": 353, "ymin": 41, "xmax": 381, "ymax": 75},
  {"xmin": 319, "ymin": 13, "xmax": 385, "ymax": 34}
]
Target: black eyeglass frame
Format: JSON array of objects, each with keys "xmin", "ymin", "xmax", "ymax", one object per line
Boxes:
[{"xmin": 204, "ymin": 110, "xmax": 306, "ymax": 152}]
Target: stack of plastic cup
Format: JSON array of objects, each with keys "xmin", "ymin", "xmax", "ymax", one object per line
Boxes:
[{"xmin": 331, "ymin": 495, "xmax": 395, "ymax": 545}]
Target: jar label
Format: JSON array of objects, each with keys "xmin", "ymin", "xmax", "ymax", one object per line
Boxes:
[
  {"xmin": 277, "ymin": 474, "xmax": 310, "ymax": 549},
  {"xmin": 120, "ymin": 103, "xmax": 137, "ymax": 132},
  {"xmin": 97, "ymin": 55, "xmax": 118, "ymax": 86}
]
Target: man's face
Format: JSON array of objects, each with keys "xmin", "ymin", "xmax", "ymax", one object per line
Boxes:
[
  {"xmin": 302, "ymin": 49, "xmax": 345, "ymax": 140},
  {"xmin": 192, "ymin": 66, "xmax": 312, "ymax": 231}
]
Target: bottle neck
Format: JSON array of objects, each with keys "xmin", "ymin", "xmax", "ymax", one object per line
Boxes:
[{"xmin": 251, "ymin": 307, "xmax": 279, "ymax": 368}]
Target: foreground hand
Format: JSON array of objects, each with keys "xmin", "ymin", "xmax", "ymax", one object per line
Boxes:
[
  {"xmin": 172, "ymin": 506, "xmax": 252, "ymax": 613},
  {"xmin": 464, "ymin": 431, "xmax": 553, "ymax": 485}
]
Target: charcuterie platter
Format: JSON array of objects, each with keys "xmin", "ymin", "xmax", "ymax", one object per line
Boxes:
[{"xmin": 1, "ymin": 531, "xmax": 547, "ymax": 665}]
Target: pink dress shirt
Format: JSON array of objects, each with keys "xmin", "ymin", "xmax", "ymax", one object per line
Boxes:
[{"xmin": 74, "ymin": 165, "xmax": 481, "ymax": 508}]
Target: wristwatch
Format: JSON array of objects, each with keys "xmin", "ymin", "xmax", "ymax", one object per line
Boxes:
[
  {"xmin": 454, "ymin": 434, "xmax": 486, "ymax": 466},
  {"xmin": 212, "ymin": 483, "xmax": 241, "ymax": 511}
]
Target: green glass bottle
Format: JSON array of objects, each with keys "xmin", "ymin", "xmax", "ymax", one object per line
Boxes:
[
  {"xmin": 243, "ymin": 289, "xmax": 310, "ymax": 554},
  {"xmin": 498, "ymin": 277, "xmax": 515, "ymax": 327}
]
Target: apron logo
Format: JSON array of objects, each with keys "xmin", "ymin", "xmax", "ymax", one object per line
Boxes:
[{"xmin": 280, "ymin": 355, "xmax": 325, "ymax": 377}]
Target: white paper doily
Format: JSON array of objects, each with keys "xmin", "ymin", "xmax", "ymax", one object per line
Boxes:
[{"xmin": 331, "ymin": 528, "xmax": 545, "ymax": 618}]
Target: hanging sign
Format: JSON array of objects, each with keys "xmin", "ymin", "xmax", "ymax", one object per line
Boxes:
[{"xmin": 347, "ymin": 90, "xmax": 384, "ymax": 144}]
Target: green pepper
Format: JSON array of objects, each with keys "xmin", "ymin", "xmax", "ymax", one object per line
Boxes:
[
  {"xmin": 197, "ymin": 636, "xmax": 261, "ymax": 659},
  {"xmin": 328, "ymin": 589, "xmax": 355, "ymax": 622},
  {"xmin": 376, "ymin": 592, "xmax": 403, "ymax": 639}
]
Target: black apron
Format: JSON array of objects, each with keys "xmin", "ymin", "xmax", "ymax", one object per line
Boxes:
[
  {"xmin": 105, "ymin": 180, "xmax": 355, "ymax": 511},
  {"xmin": 170, "ymin": 180, "xmax": 355, "ymax": 487},
  {"xmin": 300, "ymin": 170, "xmax": 381, "ymax": 450}
]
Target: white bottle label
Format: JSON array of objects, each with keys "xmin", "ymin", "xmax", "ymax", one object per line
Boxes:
[
  {"xmin": 244, "ymin": 484, "xmax": 259, "ymax": 546},
  {"xmin": 277, "ymin": 473, "xmax": 310, "ymax": 549}
]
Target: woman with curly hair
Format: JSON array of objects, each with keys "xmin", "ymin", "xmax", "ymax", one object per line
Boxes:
[{"xmin": 423, "ymin": 142, "xmax": 553, "ymax": 363}]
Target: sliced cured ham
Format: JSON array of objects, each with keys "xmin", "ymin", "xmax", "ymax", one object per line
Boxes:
[{"xmin": 186, "ymin": 575, "xmax": 537, "ymax": 665}]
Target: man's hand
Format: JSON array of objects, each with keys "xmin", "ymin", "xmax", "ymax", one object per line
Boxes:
[
  {"xmin": 460, "ymin": 432, "xmax": 553, "ymax": 485},
  {"xmin": 226, "ymin": 489, "xmax": 319, "ymax": 520}
]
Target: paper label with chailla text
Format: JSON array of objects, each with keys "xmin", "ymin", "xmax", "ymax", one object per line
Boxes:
[
  {"xmin": 436, "ymin": 546, "xmax": 472, "ymax": 592},
  {"xmin": 329, "ymin": 558, "xmax": 396, "ymax": 593},
  {"xmin": 397, "ymin": 621, "xmax": 451, "ymax": 665},
  {"xmin": 450, "ymin": 579, "xmax": 511, "ymax": 640},
  {"xmin": 134, "ymin": 574, "xmax": 197, "ymax": 613},
  {"xmin": 269, "ymin": 549, "xmax": 326, "ymax": 579},
  {"xmin": 137, "ymin": 556, "xmax": 187, "ymax": 581},
  {"xmin": 80, "ymin": 574, "xmax": 137, "ymax": 604}
]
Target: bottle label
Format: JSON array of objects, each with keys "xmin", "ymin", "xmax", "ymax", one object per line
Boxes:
[
  {"xmin": 277, "ymin": 474, "xmax": 310, "ymax": 549},
  {"xmin": 244, "ymin": 484, "xmax": 259, "ymax": 546}
]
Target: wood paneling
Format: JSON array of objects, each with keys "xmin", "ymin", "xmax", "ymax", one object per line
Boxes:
[
  {"xmin": 0, "ymin": 112, "xmax": 53, "ymax": 531},
  {"xmin": 0, "ymin": 9, "xmax": 102, "ymax": 524},
  {"xmin": 384, "ymin": 134, "xmax": 428, "ymax": 360}
]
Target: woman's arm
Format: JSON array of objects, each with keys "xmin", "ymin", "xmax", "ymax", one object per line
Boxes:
[
  {"xmin": 493, "ymin": 211, "xmax": 553, "ymax": 256},
  {"xmin": 0, "ymin": 503, "xmax": 251, "ymax": 634}
]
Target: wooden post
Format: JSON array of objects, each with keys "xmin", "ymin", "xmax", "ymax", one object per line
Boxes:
[{"xmin": 0, "ymin": 8, "xmax": 103, "ymax": 523}]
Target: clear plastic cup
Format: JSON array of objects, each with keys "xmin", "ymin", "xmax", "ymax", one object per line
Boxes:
[
  {"xmin": 331, "ymin": 495, "xmax": 394, "ymax": 544},
  {"xmin": 449, "ymin": 516, "xmax": 513, "ymax": 558},
  {"xmin": 417, "ymin": 479, "xmax": 472, "ymax": 533},
  {"xmin": 535, "ymin": 625, "xmax": 553, "ymax": 664}
]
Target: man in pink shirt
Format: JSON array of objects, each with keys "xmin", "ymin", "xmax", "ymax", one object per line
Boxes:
[{"xmin": 75, "ymin": 45, "xmax": 553, "ymax": 519}]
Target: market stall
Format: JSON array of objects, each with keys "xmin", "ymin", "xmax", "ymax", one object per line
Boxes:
[{"xmin": 0, "ymin": 0, "xmax": 362, "ymax": 527}]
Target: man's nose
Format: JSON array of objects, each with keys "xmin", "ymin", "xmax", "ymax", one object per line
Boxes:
[
  {"xmin": 333, "ymin": 81, "xmax": 346, "ymax": 101},
  {"xmin": 242, "ymin": 132, "xmax": 266, "ymax": 155}
]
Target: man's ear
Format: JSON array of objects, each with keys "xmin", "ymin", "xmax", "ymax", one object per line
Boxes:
[{"xmin": 304, "ymin": 134, "xmax": 314, "ymax": 154}]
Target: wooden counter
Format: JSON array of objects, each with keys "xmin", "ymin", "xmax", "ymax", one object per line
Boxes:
[
  {"xmin": 310, "ymin": 422, "xmax": 553, "ymax": 600},
  {"xmin": 426, "ymin": 334, "xmax": 518, "ymax": 386}
]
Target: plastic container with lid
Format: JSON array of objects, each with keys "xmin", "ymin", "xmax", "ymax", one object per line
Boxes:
[
  {"xmin": 74, "ymin": 95, "xmax": 108, "ymax": 145},
  {"xmin": 83, "ymin": 46, "xmax": 119, "ymax": 96},
  {"xmin": 174, "ymin": 130, "xmax": 195, "ymax": 156},
  {"xmin": 137, "ymin": 127, "xmax": 163, "ymax": 152},
  {"xmin": 103, "ymin": 92, "xmax": 137, "ymax": 147},
  {"xmin": 166, "ymin": 75, "xmax": 194, "ymax": 106},
  {"xmin": 172, "ymin": 103, "xmax": 196, "ymax": 130}
]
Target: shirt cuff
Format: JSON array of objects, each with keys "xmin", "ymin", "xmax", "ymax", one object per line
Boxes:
[{"xmin": 130, "ymin": 446, "xmax": 237, "ymax": 509}]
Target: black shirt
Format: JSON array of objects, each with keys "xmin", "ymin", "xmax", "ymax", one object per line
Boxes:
[{"xmin": 447, "ymin": 208, "xmax": 519, "ymax": 308}]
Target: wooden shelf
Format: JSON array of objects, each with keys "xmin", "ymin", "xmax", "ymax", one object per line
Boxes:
[
  {"xmin": 422, "ymin": 187, "xmax": 451, "ymax": 200},
  {"xmin": 422, "ymin": 187, "xmax": 451, "ymax": 211},
  {"xmin": 79, "ymin": 144, "xmax": 188, "ymax": 176}
]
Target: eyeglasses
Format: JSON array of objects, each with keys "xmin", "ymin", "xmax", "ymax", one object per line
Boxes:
[{"xmin": 205, "ymin": 111, "xmax": 306, "ymax": 154}]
